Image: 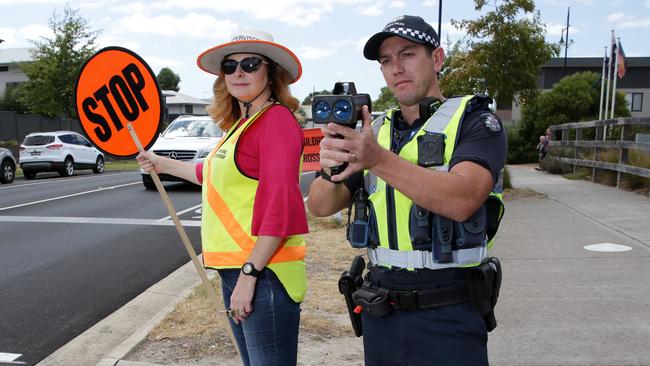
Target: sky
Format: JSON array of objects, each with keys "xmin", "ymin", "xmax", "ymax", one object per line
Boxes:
[{"xmin": 1, "ymin": 0, "xmax": 649, "ymax": 102}]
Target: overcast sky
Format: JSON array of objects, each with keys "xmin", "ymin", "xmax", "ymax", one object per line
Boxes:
[{"xmin": 1, "ymin": 0, "xmax": 649, "ymax": 102}]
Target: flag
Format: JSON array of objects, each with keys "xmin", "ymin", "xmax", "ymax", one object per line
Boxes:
[{"xmin": 616, "ymin": 40, "xmax": 627, "ymax": 79}]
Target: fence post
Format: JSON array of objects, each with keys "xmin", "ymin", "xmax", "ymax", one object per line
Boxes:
[
  {"xmin": 592, "ymin": 126, "xmax": 604, "ymax": 182},
  {"xmin": 617, "ymin": 123, "xmax": 632, "ymax": 189},
  {"xmin": 574, "ymin": 128, "xmax": 582, "ymax": 174}
]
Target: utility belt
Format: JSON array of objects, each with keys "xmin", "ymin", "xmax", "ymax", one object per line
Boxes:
[{"xmin": 338, "ymin": 256, "xmax": 502, "ymax": 337}]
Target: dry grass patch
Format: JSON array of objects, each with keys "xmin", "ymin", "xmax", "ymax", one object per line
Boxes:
[{"xmin": 503, "ymin": 188, "xmax": 547, "ymax": 200}]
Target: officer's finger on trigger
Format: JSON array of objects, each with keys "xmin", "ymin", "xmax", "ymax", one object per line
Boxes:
[
  {"xmin": 361, "ymin": 106, "xmax": 372, "ymax": 131},
  {"xmin": 327, "ymin": 122, "xmax": 353, "ymax": 138},
  {"xmin": 321, "ymin": 124, "xmax": 338, "ymax": 138}
]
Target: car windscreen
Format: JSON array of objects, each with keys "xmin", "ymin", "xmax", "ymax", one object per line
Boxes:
[
  {"xmin": 23, "ymin": 135, "xmax": 55, "ymax": 146},
  {"xmin": 163, "ymin": 120, "xmax": 223, "ymax": 138}
]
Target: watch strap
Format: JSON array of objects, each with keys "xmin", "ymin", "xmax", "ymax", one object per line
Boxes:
[
  {"xmin": 242, "ymin": 262, "xmax": 261, "ymax": 277},
  {"xmin": 320, "ymin": 168, "xmax": 342, "ymax": 184}
]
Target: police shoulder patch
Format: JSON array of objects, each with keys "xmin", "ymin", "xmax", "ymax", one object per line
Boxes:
[{"xmin": 482, "ymin": 113, "xmax": 502, "ymax": 134}]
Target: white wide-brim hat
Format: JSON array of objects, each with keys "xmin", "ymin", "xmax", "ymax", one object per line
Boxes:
[{"xmin": 197, "ymin": 30, "xmax": 302, "ymax": 84}]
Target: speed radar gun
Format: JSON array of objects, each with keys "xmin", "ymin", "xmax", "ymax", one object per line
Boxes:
[{"xmin": 311, "ymin": 82, "xmax": 371, "ymax": 175}]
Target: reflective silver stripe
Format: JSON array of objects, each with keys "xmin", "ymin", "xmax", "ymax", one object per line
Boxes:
[
  {"xmin": 365, "ymin": 112, "xmax": 389, "ymax": 192},
  {"xmin": 367, "ymin": 246, "xmax": 487, "ymax": 270},
  {"xmin": 371, "ymin": 113, "xmax": 386, "ymax": 137},
  {"xmin": 423, "ymin": 97, "xmax": 465, "ymax": 134}
]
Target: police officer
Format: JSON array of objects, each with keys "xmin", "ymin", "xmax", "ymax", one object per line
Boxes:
[{"xmin": 307, "ymin": 15, "xmax": 507, "ymax": 365}]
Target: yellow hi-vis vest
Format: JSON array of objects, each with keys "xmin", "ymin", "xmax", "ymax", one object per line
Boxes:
[
  {"xmin": 365, "ymin": 96, "xmax": 504, "ymax": 270},
  {"xmin": 201, "ymin": 104, "xmax": 307, "ymax": 302}
]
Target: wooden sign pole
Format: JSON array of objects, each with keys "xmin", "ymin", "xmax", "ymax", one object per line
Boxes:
[{"xmin": 126, "ymin": 122, "xmax": 241, "ymax": 359}]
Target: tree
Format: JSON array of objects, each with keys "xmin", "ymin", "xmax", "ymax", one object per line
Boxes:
[
  {"xmin": 157, "ymin": 67, "xmax": 181, "ymax": 91},
  {"xmin": 0, "ymin": 83, "xmax": 29, "ymax": 113},
  {"xmin": 510, "ymin": 71, "xmax": 630, "ymax": 163},
  {"xmin": 442, "ymin": 0, "xmax": 559, "ymax": 107},
  {"xmin": 301, "ymin": 89, "xmax": 330, "ymax": 105},
  {"xmin": 439, "ymin": 41, "xmax": 480, "ymax": 97},
  {"xmin": 373, "ymin": 87, "xmax": 398, "ymax": 112},
  {"xmin": 20, "ymin": 5, "xmax": 100, "ymax": 118}
]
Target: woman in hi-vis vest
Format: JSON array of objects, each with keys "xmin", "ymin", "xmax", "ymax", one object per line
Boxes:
[{"xmin": 137, "ymin": 30, "xmax": 308, "ymax": 366}]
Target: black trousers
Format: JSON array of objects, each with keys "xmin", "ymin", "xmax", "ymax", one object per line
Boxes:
[{"xmin": 361, "ymin": 267, "xmax": 488, "ymax": 366}]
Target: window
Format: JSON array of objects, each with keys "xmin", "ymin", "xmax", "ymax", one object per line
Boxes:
[
  {"xmin": 59, "ymin": 134, "xmax": 76, "ymax": 144},
  {"xmin": 184, "ymin": 105, "xmax": 193, "ymax": 114},
  {"xmin": 625, "ymin": 92, "xmax": 643, "ymax": 112},
  {"xmin": 23, "ymin": 135, "xmax": 54, "ymax": 146},
  {"xmin": 75, "ymin": 134, "xmax": 92, "ymax": 147},
  {"xmin": 0, "ymin": 66, "xmax": 8, "ymax": 72}
]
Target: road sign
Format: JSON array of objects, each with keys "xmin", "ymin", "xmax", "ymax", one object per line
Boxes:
[
  {"xmin": 302, "ymin": 128, "xmax": 324, "ymax": 172},
  {"xmin": 74, "ymin": 47, "xmax": 163, "ymax": 159}
]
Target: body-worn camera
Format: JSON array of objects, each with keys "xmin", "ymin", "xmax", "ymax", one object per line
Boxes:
[{"xmin": 312, "ymin": 82, "xmax": 371, "ymax": 175}]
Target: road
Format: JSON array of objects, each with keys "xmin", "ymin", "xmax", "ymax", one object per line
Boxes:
[{"xmin": 0, "ymin": 171, "xmax": 203, "ymax": 366}]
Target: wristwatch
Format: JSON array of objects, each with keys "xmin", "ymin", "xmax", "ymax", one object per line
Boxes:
[{"xmin": 241, "ymin": 262, "xmax": 261, "ymax": 277}]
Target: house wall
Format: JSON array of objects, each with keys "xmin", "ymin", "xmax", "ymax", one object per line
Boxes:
[{"xmin": 0, "ymin": 63, "xmax": 29, "ymax": 96}]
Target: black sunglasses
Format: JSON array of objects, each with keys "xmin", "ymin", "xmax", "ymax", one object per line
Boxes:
[{"xmin": 221, "ymin": 57, "xmax": 268, "ymax": 75}]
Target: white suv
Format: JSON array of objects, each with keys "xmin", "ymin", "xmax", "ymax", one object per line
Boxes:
[
  {"xmin": 141, "ymin": 116, "xmax": 223, "ymax": 190},
  {"xmin": 19, "ymin": 131, "xmax": 105, "ymax": 179}
]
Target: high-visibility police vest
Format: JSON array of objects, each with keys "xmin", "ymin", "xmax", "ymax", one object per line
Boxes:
[
  {"xmin": 202, "ymin": 104, "xmax": 307, "ymax": 302},
  {"xmin": 364, "ymin": 96, "xmax": 504, "ymax": 270}
]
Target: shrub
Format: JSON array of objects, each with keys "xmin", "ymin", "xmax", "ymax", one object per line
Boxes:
[{"xmin": 506, "ymin": 125, "xmax": 538, "ymax": 163}]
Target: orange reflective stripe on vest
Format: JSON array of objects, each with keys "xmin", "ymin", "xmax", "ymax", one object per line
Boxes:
[
  {"xmin": 203, "ymin": 245, "xmax": 306, "ymax": 266},
  {"xmin": 205, "ymin": 169, "xmax": 255, "ymax": 251}
]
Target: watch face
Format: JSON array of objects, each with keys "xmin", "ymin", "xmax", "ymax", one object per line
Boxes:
[{"xmin": 243, "ymin": 263, "xmax": 253, "ymax": 274}]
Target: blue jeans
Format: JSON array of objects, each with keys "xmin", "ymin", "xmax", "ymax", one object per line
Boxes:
[{"xmin": 219, "ymin": 268, "xmax": 301, "ymax": 366}]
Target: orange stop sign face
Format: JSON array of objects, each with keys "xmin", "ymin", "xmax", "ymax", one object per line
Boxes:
[{"xmin": 75, "ymin": 47, "xmax": 163, "ymax": 159}]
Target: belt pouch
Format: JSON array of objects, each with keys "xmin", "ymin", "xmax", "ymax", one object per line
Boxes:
[
  {"xmin": 432, "ymin": 214, "xmax": 454, "ymax": 263},
  {"xmin": 468, "ymin": 260, "xmax": 495, "ymax": 315},
  {"xmin": 455, "ymin": 205, "xmax": 487, "ymax": 248},
  {"xmin": 352, "ymin": 283, "xmax": 393, "ymax": 317},
  {"xmin": 409, "ymin": 204, "xmax": 433, "ymax": 250}
]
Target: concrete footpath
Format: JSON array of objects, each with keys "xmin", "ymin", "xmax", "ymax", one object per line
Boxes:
[{"xmin": 37, "ymin": 164, "xmax": 650, "ymax": 366}]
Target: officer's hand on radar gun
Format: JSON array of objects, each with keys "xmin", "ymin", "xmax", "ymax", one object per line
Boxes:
[
  {"xmin": 319, "ymin": 123, "xmax": 348, "ymax": 176},
  {"xmin": 325, "ymin": 106, "xmax": 381, "ymax": 182},
  {"xmin": 136, "ymin": 151, "xmax": 160, "ymax": 174}
]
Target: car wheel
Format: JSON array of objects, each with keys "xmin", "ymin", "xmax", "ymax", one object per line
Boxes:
[
  {"xmin": 93, "ymin": 156, "xmax": 105, "ymax": 173},
  {"xmin": 142, "ymin": 174, "xmax": 156, "ymax": 190},
  {"xmin": 1, "ymin": 160, "xmax": 15, "ymax": 184},
  {"xmin": 23, "ymin": 169, "xmax": 36, "ymax": 180},
  {"xmin": 59, "ymin": 157, "xmax": 75, "ymax": 177}
]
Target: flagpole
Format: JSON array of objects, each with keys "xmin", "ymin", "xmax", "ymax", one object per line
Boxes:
[
  {"xmin": 610, "ymin": 37, "xmax": 621, "ymax": 119},
  {"xmin": 603, "ymin": 30, "xmax": 614, "ymax": 121},
  {"xmin": 598, "ymin": 46, "xmax": 607, "ymax": 120}
]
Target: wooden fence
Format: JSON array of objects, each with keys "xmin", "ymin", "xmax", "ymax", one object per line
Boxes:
[{"xmin": 548, "ymin": 117, "xmax": 650, "ymax": 188}]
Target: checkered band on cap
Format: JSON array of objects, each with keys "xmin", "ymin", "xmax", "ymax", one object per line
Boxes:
[{"xmin": 385, "ymin": 26, "xmax": 439, "ymax": 48}]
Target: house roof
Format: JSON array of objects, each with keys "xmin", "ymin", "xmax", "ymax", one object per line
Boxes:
[
  {"xmin": 542, "ymin": 57, "xmax": 650, "ymax": 68},
  {"xmin": 162, "ymin": 90, "xmax": 209, "ymax": 106},
  {"xmin": 0, "ymin": 47, "xmax": 33, "ymax": 64}
]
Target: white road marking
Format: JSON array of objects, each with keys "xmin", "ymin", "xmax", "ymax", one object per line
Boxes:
[
  {"xmin": 0, "ymin": 215, "xmax": 201, "ymax": 227},
  {"xmin": 0, "ymin": 172, "xmax": 134, "ymax": 191},
  {"xmin": 157, "ymin": 203, "xmax": 203, "ymax": 221},
  {"xmin": 0, "ymin": 353, "xmax": 24, "ymax": 364},
  {"xmin": 584, "ymin": 243, "xmax": 632, "ymax": 252},
  {"xmin": 0, "ymin": 181, "xmax": 141, "ymax": 212}
]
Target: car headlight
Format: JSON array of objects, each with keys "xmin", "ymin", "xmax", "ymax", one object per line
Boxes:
[{"xmin": 197, "ymin": 151, "xmax": 210, "ymax": 159}]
